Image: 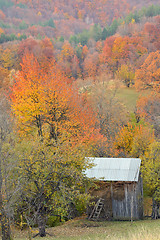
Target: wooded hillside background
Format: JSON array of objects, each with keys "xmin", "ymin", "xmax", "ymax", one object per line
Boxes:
[{"xmin": 0, "ymin": 0, "xmax": 160, "ymax": 238}]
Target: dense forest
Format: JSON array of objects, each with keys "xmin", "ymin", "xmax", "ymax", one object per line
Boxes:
[{"xmin": 0, "ymin": 0, "xmax": 160, "ymax": 239}]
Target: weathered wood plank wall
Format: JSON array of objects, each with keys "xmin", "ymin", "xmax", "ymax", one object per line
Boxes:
[{"xmin": 88, "ymin": 176, "xmax": 143, "ymax": 220}]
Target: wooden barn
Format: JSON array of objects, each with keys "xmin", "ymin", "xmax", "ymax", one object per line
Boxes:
[{"xmin": 85, "ymin": 158, "xmax": 143, "ymax": 221}]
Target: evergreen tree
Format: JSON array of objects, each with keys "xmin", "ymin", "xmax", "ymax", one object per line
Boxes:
[{"xmin": 101, "ymin": 27, "xmax": 108, "ymax": 40}]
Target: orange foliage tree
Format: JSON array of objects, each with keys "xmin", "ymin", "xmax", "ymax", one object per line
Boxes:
[
  {"xmin": 112, "ymin": 36, "xmax": 147, "ymax": 70},
  {"xmin": 99, "ymin": 36, "xmax": 115, "ymax": 74},
  {"xmin": 58, "ymin": 41, "xmax": 80, "ymax": 78},
  {"xmin": 83, "ymin": 52, "xmax": 99, "ymax": 79},
  {"xmin": 10, "ymin": 52, "xmax": 100, "ymax": 147},
  {"xmin": 18, "ymin": 37, "xmax": 55, "ymax": 71},
  {"xmin": 135, "ymin": 51, "xmax": 160, "ymax": 93},
  {"xmin": 81, "ymin": 45, "xmax": 89, "ymax": 60},
  {"xmin": 143, "ymin": 16, "xmax": 160, "ymax": 50},
  {"xmin": 100, "ymin": 36, "xmax": 147, "ymax": 77}
]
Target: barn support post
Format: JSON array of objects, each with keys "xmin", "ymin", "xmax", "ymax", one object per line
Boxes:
[
  {"xmin": 152, "ymin": 198, "xmax": 159, "ymax": 219},
  {"xmin": 131, "ymin": 195, "xmax": 133, "ymax": 223}
]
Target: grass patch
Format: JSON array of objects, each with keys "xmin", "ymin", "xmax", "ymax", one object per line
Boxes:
[
  {"xmin": 77, "ymin": 77, "xmax": 148, "ymax": 113},
  {"xmin": 115, "ymin": 87, "xmax": 140, "ymax": 112},
  {"xmin": 11, "ymin": 218, "xmax": 160, "ymax": 240}
]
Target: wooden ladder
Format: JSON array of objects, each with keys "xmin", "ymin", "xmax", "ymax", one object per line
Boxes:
[{"xmin": 88, "ymin": 198, "xmax": 104, "ymax": 221}]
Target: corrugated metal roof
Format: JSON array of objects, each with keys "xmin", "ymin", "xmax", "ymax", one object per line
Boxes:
[{"xmin": 85, "ymin": 158, "xmax": 141, "ymax": 182}]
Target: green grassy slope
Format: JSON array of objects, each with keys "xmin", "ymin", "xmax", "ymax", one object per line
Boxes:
[{"xmin": 116, "ymin": 87, "xmax": 140, "ymax": 112}]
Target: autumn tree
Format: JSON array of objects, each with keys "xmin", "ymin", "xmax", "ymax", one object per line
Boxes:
[
  {"xmin": 111, "ymin": 36, "xmax": 147, "ymax": 70},
  {"xmin": 88, "ymin": 81, "xmax": 127, "ymax": 156},
  {"xmin": 18, "ymin": 37, "xmax": 55, "ymax": 71},
  {"xmin": 136, "ymin": 93, "xmax": 160, "ymax": 138},
  {"xmin": 141, "ymin": 141, "xmax": 160, "ymax": 219},
  {"xmin": 135, "ymin": 51, "xmax": 160, "ymax": 93},
  {"xmin": 0, "ymin": 44, "xmax": 19, "ymax": 89},
  {"xmin": 81, "ymin": 45, "xmax": 89, "ymax": 60},
  {"xmin": 116, "ymin": 64, "xmax": 135, "ymax": 87},
  {"xmin": 58, "ymin": 41, "xmax": 80, "ymax": 78},
  {"xmin": 83, "ymin": 52, "xmax": 99, "ymax": 80},
  {"xmin": 11, "ymin": 52, "xmax": 98, "ymax": 145},
  {"xmin": 15, "ymin": 138, "xmax": 91, "ymax": 237},
  {"xmin": 99, "ymin": 36, "xmax": 116, "ymax": 76},
  {"xmin": 143, "ymin": 16, "xmax": 160, "ymax": 51},
  {"xmin": 100, "ymin": 36, "xmax": 147, "ymax": 77},
  {"xmin": 114, "ymin": 115, "xmax": 155, "ymax": 157}
]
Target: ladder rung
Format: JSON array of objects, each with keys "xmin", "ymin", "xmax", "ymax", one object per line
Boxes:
[{"xmin": 89, "ymin": 198, "xmax": 104, "ymax": 220}]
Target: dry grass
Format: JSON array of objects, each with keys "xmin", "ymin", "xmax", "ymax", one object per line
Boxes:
[{"xmin": 10, "ymin": 218, "xmax": 160, "ymax": 240}]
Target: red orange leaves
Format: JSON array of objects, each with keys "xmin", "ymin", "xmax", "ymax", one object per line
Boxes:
[
  {"xmin": 10, "ymin": 52, "xmax": 99, "ymax": 146},
  {"xmin": 135, "ymin": 51, "xmax": 160, "ymax": 93}
]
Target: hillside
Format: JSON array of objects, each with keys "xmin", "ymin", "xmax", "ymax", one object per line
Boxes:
[
  {"xmin": 0, "ymin": 1, "xmax": 160, "ymax": 239},
  {"xmin": 1, "ymin": 0, "xmax": 160, "ymax": 40}
]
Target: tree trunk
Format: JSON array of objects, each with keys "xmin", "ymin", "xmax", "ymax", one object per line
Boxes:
[
  {"xmin": 1, "ymin": 208, "xmax": 11, "ymax": 240},
  {"xmin": 37, "ymin": 211, "xmax": 46, "ymax": 237},
  {"xmin": 152, "ymin": 198, "xmax": 159, "ymax": 219}
]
